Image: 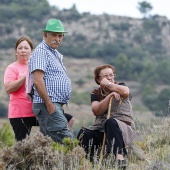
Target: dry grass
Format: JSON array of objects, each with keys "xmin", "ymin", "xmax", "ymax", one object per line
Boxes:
[{"xmin": 0, "ymin": 117, "xmax": 170, "ymax": 169}]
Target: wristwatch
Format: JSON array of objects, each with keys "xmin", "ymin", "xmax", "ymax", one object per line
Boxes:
[{"xmin": 108, "ymin": 82, "xmax": 112, "ymax": 87}]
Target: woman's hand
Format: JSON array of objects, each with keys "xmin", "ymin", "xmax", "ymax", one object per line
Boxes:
[
  {"xmin": 100, "ymin": 77, "xmax": 129, "ymax": 99},
  {"xmin": 100, "ymin": 78, "xmax": 111, "ymax": 88},
  {"xmin": 110, "ymin": 91, "xmax": 120, "ymax": 101}
]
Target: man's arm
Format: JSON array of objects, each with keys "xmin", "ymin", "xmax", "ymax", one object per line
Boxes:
[{"xmin": 33, "ymin": 70, "xmax": 55, "ymax": 114}]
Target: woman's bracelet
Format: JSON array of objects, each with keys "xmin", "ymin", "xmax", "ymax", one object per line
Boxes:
[{"xmin": 107, "ymin": 82, "xmax": 112, "ymax": 88}]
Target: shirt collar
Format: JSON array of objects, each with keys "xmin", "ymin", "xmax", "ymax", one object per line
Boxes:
[{"xmin": 42, "ymin": 40, "xmax": 63, "ymax": 60}]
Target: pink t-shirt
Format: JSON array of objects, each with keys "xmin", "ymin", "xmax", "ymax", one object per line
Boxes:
[{"xmin": 4, "ymin": 62, "xmax": 35, "ymax": 118}]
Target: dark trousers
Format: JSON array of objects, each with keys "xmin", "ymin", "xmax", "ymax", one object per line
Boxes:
[
  {"xmin": 105, "ymin": 119, "xmax": 126, "ymax": 154},
  {"xmin": 9, "ymin": 117, "xmax": 38, "ymax": 141},
  {"xmin": 77, "ymin": 119, "xmax": 127, "ymax": 160}
]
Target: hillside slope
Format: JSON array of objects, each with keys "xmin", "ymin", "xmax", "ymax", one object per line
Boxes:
[{"xmin": 0, "ymin": 0, "xmax": 170, "ymax": 117}]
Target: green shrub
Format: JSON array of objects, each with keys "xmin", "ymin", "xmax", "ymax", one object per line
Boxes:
[
  {"xmin": 0, "ymin": 123, "xmax": 15, "ymax": 148},
  {"xmin": 52, "ymin": 137, "xmax": 79, "ymax": 154},
  {"xmin": 0, "ymin": 132, "xmax": 87, "ymax": 169},
  {"xmin": 70, "ymin": 91, "xmax": 90, "ymax": 105},
  {"xmin": 75, "ymin": 79, "xmax": 85, "ymax": 87}
]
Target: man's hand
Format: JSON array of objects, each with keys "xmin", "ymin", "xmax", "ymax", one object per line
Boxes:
[{"xmin": 47, "ymin": 103, "xmax": 56, "ymax": 115}]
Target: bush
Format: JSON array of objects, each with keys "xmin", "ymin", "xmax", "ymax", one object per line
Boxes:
[
  {"xmin": 0, "ymin": 132, "xmax": 87, "ymax": 169},
  {"xmin": 70, "ymin": 91, "xmax": 90, "ymax": 105},
  {"xmin": 0, "ymin": 123, "xmax": 15, "ymax": 148}
]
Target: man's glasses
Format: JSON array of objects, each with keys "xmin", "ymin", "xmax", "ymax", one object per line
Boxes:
[{"xmin": 99, "ymin": 74, "xmax": 116, "ymax": 78}]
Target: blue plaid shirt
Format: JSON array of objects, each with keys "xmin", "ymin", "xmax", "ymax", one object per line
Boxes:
[{"xmin": 28, "ymin": 40, "xmax": 72, "ymax": 104}]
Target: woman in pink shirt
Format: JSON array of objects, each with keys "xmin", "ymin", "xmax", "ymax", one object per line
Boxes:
[{"xmin": 4, "ymin": 36, "xmax": 38, "ymax": 141}]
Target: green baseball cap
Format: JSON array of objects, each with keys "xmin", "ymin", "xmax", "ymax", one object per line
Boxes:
[{"xmin": 42, "ymin": 19, "xmax": 67, "ymax": 33}]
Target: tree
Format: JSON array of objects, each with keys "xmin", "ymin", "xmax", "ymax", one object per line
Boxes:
[
  {"xmin": 137, "ymin": 1, "xmax": 153, "ymax": 18},
  {"xmin": 156, "ymin": 89, "xmax": 170, "ymax": 116},
  {"xmin": 114, "ymin": 54, "xmax": 132, "ymax": 80},
  {"xmin": 143, "ymin": 88, "xmax": 170, "ymax": 116}
]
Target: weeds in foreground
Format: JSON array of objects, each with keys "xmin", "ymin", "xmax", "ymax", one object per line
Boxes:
[
  {"xmin": 0, "ymin": 132, "xmax": 88, "ymax": 170},
  {"xmin": 0, "ymin": 122, "xmax": 15, "ymax": 148},
  {"xmin": 0, "ymin": 117, "xmax": 170, "ymax": 169}
]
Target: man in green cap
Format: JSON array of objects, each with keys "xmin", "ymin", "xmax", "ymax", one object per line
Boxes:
[{"xmin": 28, "ymin": 19, "xmax": 73, "ymax": 144}]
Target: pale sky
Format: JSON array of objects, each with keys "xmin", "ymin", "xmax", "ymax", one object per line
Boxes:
[{"xmin": 48, "ymin": 0, "xmax": 170, "ymax": 19}]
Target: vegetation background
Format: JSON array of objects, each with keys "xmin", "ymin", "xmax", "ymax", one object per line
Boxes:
[
  {"xmin": 0, "ymin": 0, "xmax": 170, "ymax": 169},
  {"xmin": 0, "ymin": 0, "xmax": 170, "ymax": 134}
]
